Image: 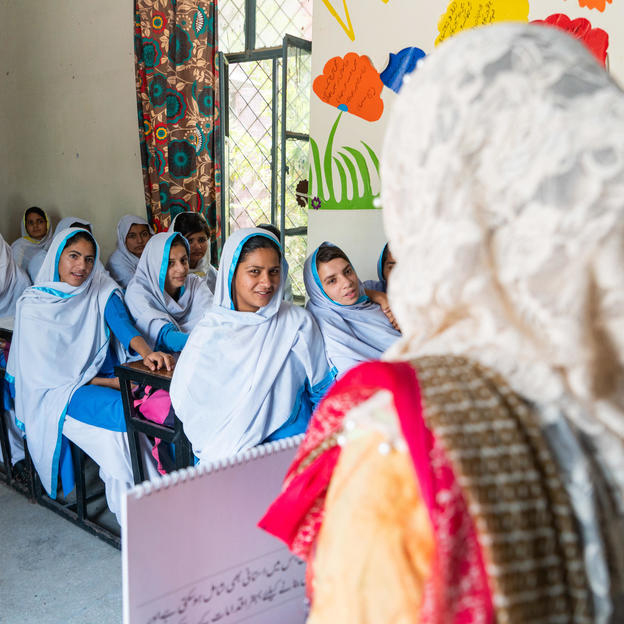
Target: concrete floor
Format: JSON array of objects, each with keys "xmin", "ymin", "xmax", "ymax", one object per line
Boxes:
[{"xmin": 0, "ymin": 482, "xmax": 122, "ymax": 623}]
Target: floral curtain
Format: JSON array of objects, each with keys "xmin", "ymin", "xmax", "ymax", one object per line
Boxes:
[{"xmin": 134, "ymin": 0, "xmax": 220, "ymax": 237}]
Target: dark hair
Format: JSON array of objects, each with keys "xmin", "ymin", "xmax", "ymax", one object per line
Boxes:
[
  {"xmin": 315, "ymin": 243, "xmax": 350, "ymax": 268},
  {"xmin": 63, "ymin": 230, "xmax": 96, "ymax": 254},
  {"xmin": 170, "ymin": 233, "xmax": 189, "ymax": 250},
  {"xmin": 173, "ymin": 212, "xmax": 210, "ymax": 238},
  {"xmin": 380, "ymin": 244, "xmax": 390, "ymax": 270},
  {"xmin": 238, "ymin": 235, "xmax": 281, "ymax": 265},
  {"xmin": 257, "ymin": 223, "xmax": 281, "ymax": 240},
  {"xmin": 25, "ymin": 206, "xmax": 46, "ymax": 221},
  {"xmin": 69, "ymin": 221, "xmax": 92, "ymax": 233}
]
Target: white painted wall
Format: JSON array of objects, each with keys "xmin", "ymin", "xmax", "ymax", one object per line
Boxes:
[{"xmin": 0, "ymin": 1, "xmax": 146, "ymax": 260}]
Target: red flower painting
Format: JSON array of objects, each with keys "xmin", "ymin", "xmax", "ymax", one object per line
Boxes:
[{"xmin": 532, "ymin": 13, "xmax": 609, "ymax": 65}]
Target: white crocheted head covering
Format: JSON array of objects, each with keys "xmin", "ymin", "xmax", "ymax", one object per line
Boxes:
[{"xmin": 382, "ymin": 22, "xmax": 624, "ymax": 442}]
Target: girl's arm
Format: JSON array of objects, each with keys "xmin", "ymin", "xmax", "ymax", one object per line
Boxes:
[
  {"xmin": 155, "ymin": 323, "xmax": 189, "ymax": 354},
  {"xmin": 365, "ymin": 289, "xmax": 400, "ymax": 331},
  {"xmin": 105, "ymin": 294, "xmax": 174, "ymax": 371}
]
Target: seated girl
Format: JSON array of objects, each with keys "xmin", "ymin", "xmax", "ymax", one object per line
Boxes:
[
  {"xmin": 363, "ymin": 242, "xmax": 396, "ymax": 293},
  {"xmin": 304, "ymin": 242, "xmax": 401, "ymax": 378},
  {"xmin": 169, "ymin": 211, "xmax": 218, "ymax": 293},
  {"xmin": 11, "ymin": 207, "xmax": 53, "ymax": 272},
  {"xmin": 257, "ymin": 223, "xmax": 294, "ymax": 302},
  {"xmin": 124, "ymin": 232, "xmax": 213, "ymax": 353},
  {"xmin": 363, "ymin": 242, "xmax": 398, "ymax": 329},
  {"xmin": 1, "ymin": 233, "xmax": 31, "ymax": 471},
  {"xmin": 170, "ymin": 227, "xmax": 334, "ymax": 463},
  {"xmin": 6, "ymin": 228, "xmax": 172, "ymax": 524},
  {"xmin": 27, "ymin": 216, "xmax": 93, "ymax": 282},
  {"xmin": 106, "ymin": 215, "xmax": 152, "ymax": 289},
  {"xmin": 1, "ymin": 233, "xmax": 31, "ymax": 317}
]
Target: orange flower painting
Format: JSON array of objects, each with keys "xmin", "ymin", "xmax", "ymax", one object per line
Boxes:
[
  {"xmin": 313, "ymin": 53, "xmax": 384, "ymax": 122},
  {"xmin": 579, "ymin": 0, "xmax": 612, "ymax": 11},
  {"xmin": 532, "ymin": 13, "xmax": 609, "ymax": 65}
]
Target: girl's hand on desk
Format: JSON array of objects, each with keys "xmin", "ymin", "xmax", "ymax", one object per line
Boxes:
[{"xmin": 144, "ymin": 351, "xmax": 174, "ymax": 372}]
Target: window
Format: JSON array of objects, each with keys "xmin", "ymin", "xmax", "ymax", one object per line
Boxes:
[{"xmin": 218, "ymin": 0, "xmax": 312, "ymax": 302}]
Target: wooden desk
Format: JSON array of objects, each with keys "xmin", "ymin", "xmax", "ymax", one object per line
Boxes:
[{"xmin": 115, "ymin": 360, "xmax": 194, "ymax": 484}]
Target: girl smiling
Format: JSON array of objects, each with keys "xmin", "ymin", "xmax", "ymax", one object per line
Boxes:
[{"xmin": 170, "ymin": 228, "xmax": 333, "ymax": 463}]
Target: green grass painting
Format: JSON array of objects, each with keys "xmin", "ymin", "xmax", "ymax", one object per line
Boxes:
[{"xmin": 309, "ymin": 112, "xmax": 381, "ymax": 210}]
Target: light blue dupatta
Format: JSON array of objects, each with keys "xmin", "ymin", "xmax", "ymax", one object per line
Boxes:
[
  {"xmin": 1, "ymin": 234, "xmax": 31, "ymax": 316},
  {"xmin": 170, "ymin": 228, "xmax": 332, "ymax": 462},
  {"xmin": 106, "ymin": 214, "xmax": 152, "ymax": 289},
  {"xmin": 6, "ymin": 228, "xmax": 122, "ymax": 497},
  {"xmin": 362, "ymin": 242, "xmax": 388, "ymax": 292},
  {"xmin": 304, "ymin": 242, "xmax": 400, "ymax": 377},
  {"xmin": 124, "ymin": 232, "xmax": 213, "ymax": 348},
  {"xmin": 10, "ymin": 208, "xmax": 54, "ymax": 271}
]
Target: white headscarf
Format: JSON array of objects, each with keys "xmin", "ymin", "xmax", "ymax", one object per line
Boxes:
[
  {"xmin": 124, "ymin": 231, "xmax": 213, "ymax": 348},
  {"xmin": 304, "ymin": 242, "xmax": 400, "ymax": 377},
  {"xmin": 11, "ymin": 208, "xmax": 54, "ymax": 271},
  {"xmin": 381, "ymin": 24, "xmax": 624, "ymax": 492},
  {"xmin": 6, "ymin": 228, "xmax": 122, "ymax": 497},
  {"xmin": 0, "ymin": 234, "xmax": 31, "ymax": 317},
  {"xmin": 170, "ymin": 228, "xmax": 331, "ymax": 462},
  {"xmin": 106, "ymin": 214, "xmax": 152, "ymax": 289},
  {"xmin": 28, "ymin": 216, "xmax": 93, "ymax": 282},
  {"xmin": 168, "ymin": 211, "xmax": 218, "ymax": 292}
]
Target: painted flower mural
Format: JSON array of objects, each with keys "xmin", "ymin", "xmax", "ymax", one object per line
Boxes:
[
  {"xmin": 579, "ymin": 0, "xmax": 612, "ymax": 10},
  {"xmin": 313, "ymin": 53, "xmax": 384, "ymax": 122},
  {"xmin": 436, "ymin": 0, "xmax": 529, "ymax": 45},
  {"xmin": 532, "ymin": 14, "xmax": 609, "ymax": 65},
  {"xmin": 310, "ymin": 53, "xmax": 384, "ymax": 210},
  {"xmin": 380, "ymin": 46, "xmax": 426, "ymax": 94}
]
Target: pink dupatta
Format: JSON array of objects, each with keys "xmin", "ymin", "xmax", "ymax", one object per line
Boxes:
[{"xmin": 259, "ymin": 360, "xmax": 493, "ymax": 623}]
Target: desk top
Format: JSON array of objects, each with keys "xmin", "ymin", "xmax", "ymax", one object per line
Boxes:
[{"xmin": 117, "ymin": 359, "xmax": 176, "ymax": 381}]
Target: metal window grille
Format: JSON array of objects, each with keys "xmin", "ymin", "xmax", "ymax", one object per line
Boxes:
[{"xmin": 218, "ymin": 0, "xmax": 312, "ymax": 302}]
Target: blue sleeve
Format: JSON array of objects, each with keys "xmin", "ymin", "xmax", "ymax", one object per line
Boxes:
[
  {"xmin": 308, "ymin": 367, "xmax": 336, "ymax": 409},
  {"xmin": 155, "ymin": 323, "xmax": 188, "ymax": 353},
  {"xmin": 104, "ymin": 293, "xmax": 140, "ymax": 351}
]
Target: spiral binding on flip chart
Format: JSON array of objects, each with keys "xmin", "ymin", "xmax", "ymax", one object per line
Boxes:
[{"xmin": 130, "ymin": 434, "xmax": 304, "ymax": 500}]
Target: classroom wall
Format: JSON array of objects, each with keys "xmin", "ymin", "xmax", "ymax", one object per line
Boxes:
[
  {"xmin": 0, "ymin": 1, "xmax": 145, "ymax": 260},
  {"xmin": 2, "ymin": 2, "xmax": 623, "ymax": 270},
  {"xmin": 308, "ymin": 0, "xmax": 624, "ymax": 281}
]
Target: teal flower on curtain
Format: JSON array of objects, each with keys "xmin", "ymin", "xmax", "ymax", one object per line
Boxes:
[
  {"xmin": 142, "ymin": 39, "xmax": 162, "ymax": 69},
  {"xmin": 168, "ymin": 140, "xmax": 196, "ymax": 179},
  {"xmin": 135, "ymin": 0, "xmax": 219, "ymax": 233},
  {"xmin": 169, "ymin": 197, "xmax": 191, "ymax": 217},
  {"xmin": 169, "ymin": 26, "xmax": 192, "ymax": 66},
  {"xmin": 166, "ymin": 88, "xmax": 186, "ymax": 124},
  {"xmin": 154, "ymin": 148, "xmax": 166, "ymax": 176},
  {"xmin": 197, "ymin": 86, "xmax": 214, "ymax": 116},
  {"xmin": 159, "ymin": 181, "xmax": 170, "ymax": 208},
  {"xmin": 149, "ymin": 74, "xmax": 168, "ymax": 107}
]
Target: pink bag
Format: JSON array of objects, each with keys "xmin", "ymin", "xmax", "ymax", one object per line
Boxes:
[{"xmin": 134, "ymin": 386, "xmax": 175, "ymax": 475}]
